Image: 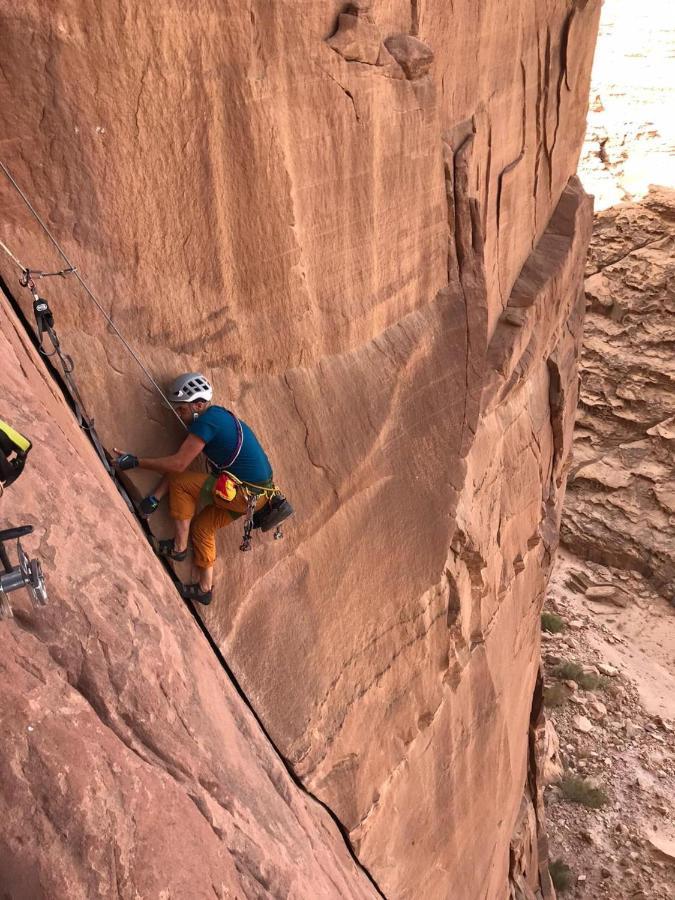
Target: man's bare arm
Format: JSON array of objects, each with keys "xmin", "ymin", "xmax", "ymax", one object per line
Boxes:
[
  {"xmin": 113, "ymin": 434, "xmax": 206, "ymax": 475},
  {"xmin": 138, "ymin": 434, "xmax": 206, "ymax": 474}
]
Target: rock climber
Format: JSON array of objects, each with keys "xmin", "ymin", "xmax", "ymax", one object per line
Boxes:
[{"xmin": 113, "ymin": 373, "xmax": 274, "ymax": 606}]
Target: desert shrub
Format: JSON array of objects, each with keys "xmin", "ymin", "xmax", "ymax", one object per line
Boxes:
[
  {"xmin": 560, "ymin": 775, "xmax": 608, "ymax": 809},
  {"xmin": 552, "ymin": 661, "xmax": 601, "ymax": 690},
  {"xmin": 549, "ymin": 858, "xmax": 573, "ymax": 892},
  {"xmin": 541, "ymin": 612, "xmax": 566, "ymax": 633},
  {"xmin": 543, "ymin": 683, "xmax": 568, "ymax": 708}
]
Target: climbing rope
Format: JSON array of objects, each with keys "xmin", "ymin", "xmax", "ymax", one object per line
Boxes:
[
  {"xmin": 0, "ymin": 237, "xmax": 28, "ymax": 274},
  {"xmin": 0, "ymin": 162, "xmax": 294, "ymax": 547},
  {"xmin": 0, "ymin": 160, "xmax": 184, "ymax": 428}
]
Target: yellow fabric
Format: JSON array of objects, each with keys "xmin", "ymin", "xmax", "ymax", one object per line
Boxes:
[
  {"xmin": 168, "ymin": 471, "xmax": 267, "ymax": 569},
  {"xmin": 0, "ymin": 420, "xmax": 31, "ymax": 453},
  {"xmin": 213, "ymin": 472, "xmax": 238, "ymax": 502}
]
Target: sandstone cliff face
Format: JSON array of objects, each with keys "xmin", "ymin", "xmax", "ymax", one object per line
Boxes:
[{"xmin": 0, "ymin": 2, "xmax": 600, "ymax": 897}]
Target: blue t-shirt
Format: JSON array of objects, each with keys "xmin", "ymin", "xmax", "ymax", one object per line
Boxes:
[{"xmin": 189, "ymin": 405, "xmax": 273, "ymax": 484}]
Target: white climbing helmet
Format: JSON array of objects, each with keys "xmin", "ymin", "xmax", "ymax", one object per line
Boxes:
[{"xmin": 168, "ymin": 372, "xmax": 213, "ymax": 404}]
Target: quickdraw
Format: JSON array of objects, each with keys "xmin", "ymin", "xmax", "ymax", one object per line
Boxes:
[
  {"xmin": 240, "ymin": 490, "xmax": 259, "ymax": 552},
  {"xmin": 230, "ymin": 476, "xmax": 292, "ymax": 552},
  {"xmin": 0, "ymin": 160, "xmax": 184, "ymax": 428},
  {"xmin": 3, "ymin": 260, "xmax": 115, "ymax": 477}
]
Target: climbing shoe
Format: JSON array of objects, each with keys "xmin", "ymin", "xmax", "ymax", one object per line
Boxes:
[
  {"xmin": 138, "ymin": 495, "xmax": 160, "ymax": 518},
  {"xmin": 179, "ymin": 583, "xmax": 212, "ymax": 606},
  {"xmin": 157, "ymin": 538, "xmax": 188, "ymax": 562}
]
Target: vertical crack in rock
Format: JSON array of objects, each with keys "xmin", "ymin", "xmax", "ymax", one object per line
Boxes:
[
  {"xmin": 510, "ymin": 669, "xmax": 556, "ymax": 899},
  {"xmin": 445, "ymin": 131, "xmax": 488, "ymax": 459},
  {"xmin": 283, "ymin": 372, "xmax": 340, "ymax": 501},
  {"xmin": 410, "ymin": 0, "xmax": 420, "ymax": 36},
  {"xmin": 315, "ymin": 60, "xmax": 361, "ymax": 122},
  {"xmin": 543, "ymin": 25, "xmax": 554, "ymax": 190},
  {"xmin": 134, "ymin": 57, "xmax": 150, "ymax": 132},
  {"xmin": 548, "ymin": 9, "xmax": 576, "ymax": 184},
  {"xmin": 533, "ymin": 26, "xmax": 545, "ymax": 237},
  {"xmin": 496, "ymin": 60, "xmax": 528, "ymax": 303},
  {"xmin": 483, "ymin": 119, "xmax": 493, "ymax": 234}
]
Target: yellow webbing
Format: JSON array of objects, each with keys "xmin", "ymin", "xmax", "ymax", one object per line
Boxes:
[
  {"xmin": 0, "ymin": 420, "xmax": 31, "ymax": 454},
  {"xmin": 221, "ymin": 470, "xmax": 279, "ymax": 498}
]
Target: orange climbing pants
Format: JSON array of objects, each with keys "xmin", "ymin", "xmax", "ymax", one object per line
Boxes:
[{"xmin": 168, "ymin": 471, "xmax": 267, "ymax": 569}]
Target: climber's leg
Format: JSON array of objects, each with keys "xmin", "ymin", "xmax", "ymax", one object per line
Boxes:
[
  {"xmin": 185, "ymin": 488, "xmax": 268, "ymax": 599},
  {"xmin": 167, "ymin": 471, "xmax": 209, "ymax": 553},
  {"xmin": 152, "ymin": 475, "xmax": 170, "ymax": 502},
  {"xmin": 189, "ymin": 501, "xmax": 240, "ymax": 590}
]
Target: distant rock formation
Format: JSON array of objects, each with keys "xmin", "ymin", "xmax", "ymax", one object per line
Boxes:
[{"xmin": 562, "ymin": 188, "xmax": 675, "ymax": 600}]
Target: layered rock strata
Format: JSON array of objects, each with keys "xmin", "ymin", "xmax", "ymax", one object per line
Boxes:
[
  {"xmin": 561, "ymin": 188, "xmax": 675, "ymax": 600},
  {"xmin": 0, "ymin": 1, "xmax": 600, "ymax": 896}
]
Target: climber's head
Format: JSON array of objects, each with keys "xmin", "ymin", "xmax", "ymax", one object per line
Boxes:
[{"xmin": 168, "ymin": 373, "xmax": 213, "ymax": 424}]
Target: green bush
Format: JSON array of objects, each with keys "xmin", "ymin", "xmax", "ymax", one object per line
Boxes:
[
  {"xmin": 549, "ymin": 858, "xmax": 573, "ymax": 893},
  {"xmin": 560, "ymin": 775, "xmax": 608, "ymax": 809},
  {"xmin": 543, "ymin": 683, "xmax": 569, "ymax": 708},
  {"xmin": 552, "ymin": 661, "xmax": 601, "ymax": 690},
  {"xmin": 541, "ymin": 612, "xmax": 566, "ymax": 633}
]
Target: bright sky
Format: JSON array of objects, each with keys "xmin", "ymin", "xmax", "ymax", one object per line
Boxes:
[{"xmin": 579, "ymin": 0, "xmax": 675, "ymax": 208}]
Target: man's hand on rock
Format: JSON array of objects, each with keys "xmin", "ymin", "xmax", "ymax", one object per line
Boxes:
[{"xmin": 112, "ymin": 449, "xmax": 139, "ymax": 471}]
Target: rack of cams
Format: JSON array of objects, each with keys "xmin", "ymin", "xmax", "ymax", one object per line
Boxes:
[{"xmin": 0, "ymin": 525, "xmax": 48, "ymax": 618}]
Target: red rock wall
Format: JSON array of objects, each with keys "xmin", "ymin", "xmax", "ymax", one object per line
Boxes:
[{"xmin": 0, "ymin": 2, "xmax": 600, "ymax": 897}]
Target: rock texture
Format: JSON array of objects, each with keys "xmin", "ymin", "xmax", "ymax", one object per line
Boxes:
[
  {"xmin": 561, "ymin": 188, "xmax": 675, "ymax": 600},
  {"xmin": 0, "ymin": 302, "xmax": 377, "ymax": 898},
  {"xmin": 0, "ymin": 2, "xmax": 601, "ymax": 897}
]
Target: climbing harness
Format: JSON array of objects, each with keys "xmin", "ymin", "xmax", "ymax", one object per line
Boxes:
[
  {"xmin": 206, "ymin": 409, "xmax": 293, "ymax": 551},
  {"xmin": 238, "ymin": 482, "xmax": 293, "ymax": 551},
  {"xmin": 0, "ymin": 421, "xmax": 49, "ymax": 618}
]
